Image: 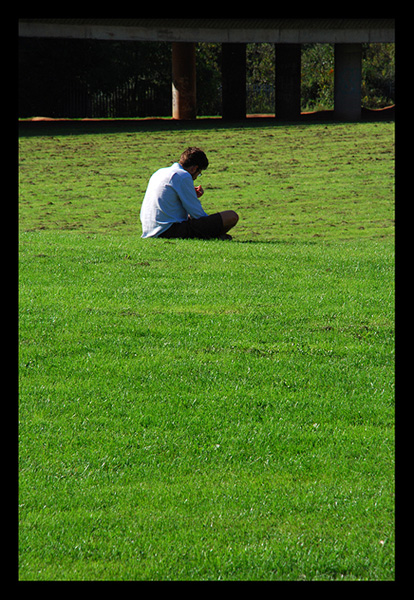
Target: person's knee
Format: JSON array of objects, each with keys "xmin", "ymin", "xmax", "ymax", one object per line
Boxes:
[
  {"xmin": 221, "ymin": 210, "xmax": 239, "ymax": 228},
  {"xmin": 229, "ymin": 210, "xmax": 239, "ymax": 226}
]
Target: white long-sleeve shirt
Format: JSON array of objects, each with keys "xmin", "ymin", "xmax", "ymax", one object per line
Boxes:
[{"xmin": 140, "ymin": 162, "xmax": 208, "ymax": 238}]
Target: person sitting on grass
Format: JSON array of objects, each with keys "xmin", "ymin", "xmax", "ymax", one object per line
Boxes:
[{"xmin": 140, "ymin": 147, "xmax": 239, "ymax": 240}]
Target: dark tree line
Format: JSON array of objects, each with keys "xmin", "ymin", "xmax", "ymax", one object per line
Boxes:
[{"xmin": 19, "ymin": 38, "xmax": 395, "ymax": 118}]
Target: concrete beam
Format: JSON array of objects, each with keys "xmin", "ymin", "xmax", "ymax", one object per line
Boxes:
[{"xmin": 18, "ymin": 21, "xmax": 395, "ymax": 44}]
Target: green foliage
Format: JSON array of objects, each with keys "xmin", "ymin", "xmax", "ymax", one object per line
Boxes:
[
  {"xmin": 196, "ymin": 43, "xmax": 222, "ymax": 116},
  {"xmin": 301, "ymin": 43, "xmax": 395, "ymax": 111},
  {"xmin": 195, "ymin": 42, "xmax": 395, "ymax": 114},
  {"xmin": 361, "ymin": 44, "xmax": 395, "ymax": 108},
  {"xmin": 301, "ymin": 44, "xmax": 335, "ymax": 112}
]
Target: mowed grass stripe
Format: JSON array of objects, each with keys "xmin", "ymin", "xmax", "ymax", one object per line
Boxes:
[{"xmin": 19, "ymin": 121, "xmax": 394, "ymax": 580}]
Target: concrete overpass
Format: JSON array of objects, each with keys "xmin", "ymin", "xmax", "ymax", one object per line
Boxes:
[{"xmin": 19, "ymin": 18, "xmax": 395, "ymax": 121}]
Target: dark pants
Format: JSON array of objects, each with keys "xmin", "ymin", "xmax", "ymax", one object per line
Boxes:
[{"xmin": 158, "ymin": 213, "xmax": 224, "ymax": 240}]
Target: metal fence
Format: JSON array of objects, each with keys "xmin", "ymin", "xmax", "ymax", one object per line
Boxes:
[
  {"xmin": 64, "ymin": 81, "xmax": 172, "ymax": 118},
  {"xmin": 19, "ymin": 80, "xmax": 172, "ymax": 119},
  {"xmin": 20, "ymin": 78, "xmax": 278, "ymax": 119}
]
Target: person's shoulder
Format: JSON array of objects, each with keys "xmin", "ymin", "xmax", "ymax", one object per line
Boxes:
[
  {"xmin": 171, "ymin": 162, "xmax": 188, "ymax": 175},
  {"xmin": 171, "ymin": 163, "xmax": 192, "ymax": 184},
  {"xmin": 150, "ymin": 164, "xmax": 177, "ymax": 182}
]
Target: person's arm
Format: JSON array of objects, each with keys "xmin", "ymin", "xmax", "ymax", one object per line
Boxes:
[
  {"xmin": 172, "ymin": 173, "xmax": 208, "ymax": 218},
  {"xmin": 195, "ymin": 185, "xmax": 204, "ymax": 198}
]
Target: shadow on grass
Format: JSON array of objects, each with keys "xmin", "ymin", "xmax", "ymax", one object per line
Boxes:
[
  {"xmin": 232, "ymin": 238, "xmax": 320, "ymax": 245},
  {"xmin": 158, "ymin": 237, "xmax": 322, "ymax": 246},
  {"xmin": 18, "ymin": 107, "xmax": 394, "ymax": 138}
]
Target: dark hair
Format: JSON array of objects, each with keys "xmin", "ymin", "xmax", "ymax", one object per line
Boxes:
[{"xmin": 179, "ymin": 147, "xmax": 209, "ymax": 171}]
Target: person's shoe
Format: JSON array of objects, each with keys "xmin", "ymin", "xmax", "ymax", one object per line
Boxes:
[{"xmin": 218, "ymin": 233, "xmax": 232, "ymax": 240}]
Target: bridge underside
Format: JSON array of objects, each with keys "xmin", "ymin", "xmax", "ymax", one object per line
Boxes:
[{"xmin": 19, "ymin": 19, "xmax": 395, "ymax": 122}]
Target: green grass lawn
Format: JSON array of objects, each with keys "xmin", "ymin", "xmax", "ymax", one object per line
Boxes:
[{"xmin": 18, "ymin": 119, "xmax": 395, "ymax": 580}]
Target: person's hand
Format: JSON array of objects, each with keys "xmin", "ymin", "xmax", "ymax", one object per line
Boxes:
[{"xmin": 195, "ymin": 185, "xmax": 204, "ymax": 198}]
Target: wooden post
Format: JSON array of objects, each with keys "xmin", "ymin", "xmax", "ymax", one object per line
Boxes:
[{"xmin": 172, "ymin": 42, "xmax": 196, "ymax": 120}]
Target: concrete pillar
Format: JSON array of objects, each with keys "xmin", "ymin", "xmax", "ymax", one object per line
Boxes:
[
  {"xmin": 275, "ymin": 44, "xmax": 301, "ymax": 120},
  {"xmin": 172, "ymin": 42, "xmax": 196, "ymax": 120},
  {"xmin": 222, "ymin": 43, "xmax": 246, "ymax": 120},
  {"xmin": 334, "ymin": 43, "xmax": 362, "ymax": 121}
]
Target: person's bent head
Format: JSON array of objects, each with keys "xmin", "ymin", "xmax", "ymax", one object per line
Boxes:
[{"xmin": 179, "ymin": 147, "xmax": 209, "ymax": 172}]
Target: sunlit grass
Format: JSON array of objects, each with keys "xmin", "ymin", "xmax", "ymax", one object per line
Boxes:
[{"xmin": 19, "ymin": 120, "xmax": 394, "ymax": 580}]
